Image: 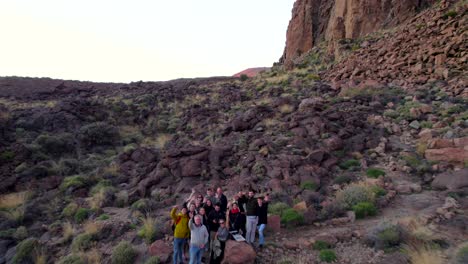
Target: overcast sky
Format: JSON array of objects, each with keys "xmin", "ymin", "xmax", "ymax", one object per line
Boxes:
[{"xmin": 0, "ymin": 0, "xmax": 295, "ymax": 83}]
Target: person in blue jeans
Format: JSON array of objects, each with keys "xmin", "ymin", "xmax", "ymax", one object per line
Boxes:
[
  {"xmin": 189, "ymin": 215, "xmax": 209, "ymax": 264},
  {"xmin": 257, "ymin": 194, "xmax": 269, "ymax": 248},
  {"xmin": 170, "ymin": 206, "xmax": 190, "ymax": 264}
]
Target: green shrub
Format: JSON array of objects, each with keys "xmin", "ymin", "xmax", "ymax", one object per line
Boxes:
[
  {"xmin": 280, "ymin": 208, "xmax": 304, "ymax": 227},
  {"xmin": 307, "ymin": 74, "xmax": 320, "ymax": 81},
  {"xmin": 442, "ymin": 10, "xmax": 457, "ymax": 19},
  {"xmin": 339, "ymin": 159, "xmax": 360, "ymax": 170},
  {"xmin": 138, "ymin": 217, "xmax": 158, "ymax": 244},
  {"xmin": 371, "ymin": 186, "xmax": 387, "ymax": 197},
  {"xmin": 319, "ymin": 249, "xmax": 337, "ymax": 262},
  {"xmin": 62, "ymin": 202, "xmax": 79, "ymax": 218},
  {"xmin": 13, "ymin": 238, "xmax": 37, "ymax": 264},
  {"xmin": 352, "ymin": 202, "xmax": 377, "ymax": 219},
  {"xmin": 74, "ymin": 208, "xmax": 90, "ymax": 223},
  {"xmin": 57, "ymin": 159, "xmax": 80, "ymax": 176},
  {"xmin": 144, "ymin": 256, "xmax": 160, "ymax": 264},
  {"xmin": 366, "ymin": 168, "xmax": 385, "ymax": 178},
  {"xmin": 61, "ymin": 175, "xmax": 87, "ymax": 191},
  {"xmin": 0, "ymin": 151, "xmax": 14, "ymax": 162},
  {"xmin": 334, "ymin": 175, "xmax": 353, "ymax": 185},
  {"xmin": 13, "ymin": 226, "xmax": 28, "ymax": 241},
  {"xmin": 131, "ymin": 199, "xmax": 150, "ymax": 212},
  {"xmin": 300, "ymin": 181, "xmax": 317, "ymax": 190},
  {"xmin": 89, "ymin": 180, "xmax": 113, "ymax": 196},
  {"xmin": 34, "ymin": 133, "xmax": 75, "ymax": 156},
  {"xmin": 313, "ymin": 240, "xmax": 331, "ymax": 250},
  {"xmin": 58, "ymin": 254, "xmax": 85, "ymax": 264},
  {"xmin": 240, "ymin": 74, "xmax": 249, "ymax": 81},
  {"xmin": 0, "ymin": 228, "xmax": 15, "ymax": 239},
  {"xmin": 456, "ymin": 244, "xmax": 468, "ymax": 264},
  {"xmin": 111, "ymin": 241, "xmax": 137, "ymax": 264},
  {"xmin": 268, "ymin": 202, "xmax": 289, "ymax": 216},
  {"xmin": 71, "ymin": 233, "xmax": 94, "ymax": 252},
  {"xmin": 79, "ymin": 122, "xmax": 120, "ymax": 148},
  {"xmin": 336, "ymin": 184, "xmax": 375, "ymax": 209},
  {"xmin": 97, "ymin": 214, "xmax": 110, "ymax": 221},
  {"xmin": 367, "ymin": 223, "xmax": 406, "ymax": 250}
]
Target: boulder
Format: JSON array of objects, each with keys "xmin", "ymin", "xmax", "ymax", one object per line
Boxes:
[
  {"xmin": 267, "ymin": 215, "xmax": 281, "ymax": 233},
  {"xmin": 222, "ymin": 240, "xmax": 256, "ymax": 264},
  {"xmin": 425, "ymin": 148, "xmax": 467, "ymax": 163},
  {"xmin": 148, "ymin": 240, "xmax": 172, "ymax": 263},
  {"xmin": 431, "ymin": 168, "xmax": 468, "ymax": 190}
]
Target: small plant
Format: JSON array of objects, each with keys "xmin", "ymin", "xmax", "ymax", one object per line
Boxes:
[
  {"xmin": 334, "ymin": 175, "xmax": 353, "ymax": 185},
  {"xmin": 144, "ymin": 256, "xmax": 160, "ymax": 264},
  {"xmin": 279, "ymin": 104, "xmax": 294, "ymax": 114},
  {"xmin": 280, "ymin": 208, "xmax": 304, "ymax": 227},
  {"xmin": 366, "ymin": 168, "xmax": 385, "ymax": 178},
  {"xmin": 335, "ymin": 183, "xmax": 375, "ymax": 209},
  {"xmin": 456, "ymin": 243, "xmax": 468, "ymax": 264},
  {"xmin": 313, "ymin": 240, "xmax": 331, "ymax": 250},
  {"xmin": 268, "ymin": 202, "xmax": 289, "ymax": 216},
  {"xmin": 111, "ymin": 241, "xmax": 137, "ymax": 264},
  {"xmin": 62, "ymin": 222, "xmax": 75, "ymax": 242},
  {"xmin": 371, "ymin": 186, "xmax": 387, "ymax": 197},
  {"xmin": 403, "ymin": 243, "xmax": 445, "ymax": 264},
  {"xmin": 74, "ymin": 208, "xmax": 90, "ymax": 224},
  {"xmin": 352, "ymin": 202, "xmax": 377, "ymax": 219},
  {"xmin": 0, "ymin": 150, "xmax": 14, "ymax": 162},
  {"xmin": 300, "ymin": 181, "xmax": 317, "ymax": 190},
  {"xmin": 71, "ymin": 233, "xmax": 94, "ymax": 252},
  {"xmin": 339, "ymin": 159, "xmax": 360, "ymax": 170},
  {"xmin": 13, "ymin": 238, "xmax": 38, "ymax": 264},
  {"xmin": 61, "ymin": 175, "xmax": 87, "ymax": 191},
  {"xmin": 367, "ymin": 222, "xmax": 406, "ymax": 250},
  {"xmin": 138, "ymin": 216, "xmax": 158, "ymax": 244},
  {"xmin": 58, "ymin": 254, "xmax": 85, "ymax": 264},
  {"xmin": 13, "ymin": 226, "xmax": 28, "ymax": 241},
  {"xmin": 442, "ymin": 10, "xmax": 457, "ymax": 19},
  {"xmin": 240, "ymin": 74, "xmax": 249, "ymax": 81},
  {"xmin": 62, "ymin": 202, "xmax": 79, "ymax": 218},
  {"xmin": 97, "ymin": 214, "xmax": 110, "ymax": 221},
  {"xmin": 319, "ymin": 249, "xmax": 337, "ymax": 262},
  {"xmin": 83, "ymin": 221, "xmax": 100, "ymax": 236}
]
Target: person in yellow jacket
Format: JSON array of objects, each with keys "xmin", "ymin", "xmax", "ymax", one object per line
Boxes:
[{"xmin": 171, "ymin": 205, "xmax": 189, "ymax": 264}]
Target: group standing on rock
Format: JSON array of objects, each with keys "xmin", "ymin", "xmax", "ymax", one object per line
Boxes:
[{"xmin": 170, "ymin": 187, "xmax": 269, "ymax": 264}]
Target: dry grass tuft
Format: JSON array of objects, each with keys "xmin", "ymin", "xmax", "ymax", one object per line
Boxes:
[
  {"xmin": 85, "ymin": 248, "xmax": 102, "ymax": 264},
  {"xmin": 0, "ymin": 191, "xmax": 29, "ymax": 209},
  {"xmin": 62, "ymin": 222, "xmax": 75, "ymax": 242},
  {"xmin": 83, "ymin": 221, "xmax": 100, "ymax": 236},
  {"xmin": 403, "ymin": 243, "xmax": 446, "ymax": 264},
  {"xmin": 34, "ymin": 248, "xmax": 47, "ymax": 264},
  {"xmin": 279, "ymin": 104, "xmax": 295, "ymax": 114}
]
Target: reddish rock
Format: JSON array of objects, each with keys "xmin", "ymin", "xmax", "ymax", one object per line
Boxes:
[
  {"xmin": 323, "ymin": 136, "xmax": 343, "ymax": 151},
  {"xmin": 222, "ymin": 240, "xmax": 256, "ymax": 264},
  {"xmin": 233, "ymin": 67, "xmax": 269, "ymax": 78},
  {"xmin": 148, "ymin": 240, "xmax": 172, "ymax": 263},
  {"xmin": 267, "ymin": 215, "xmax": 281, "ymax": 233},
  {"xmin": 432, "ymin": 168, "xmax": 468, "ymax": 190},
  {"xmin": 428, "ymin": 138, "xmax": 454, "ymax": 149},
  {"xmin": 425, "ymin": 148, "xmax": 467, "ymax": 164}
]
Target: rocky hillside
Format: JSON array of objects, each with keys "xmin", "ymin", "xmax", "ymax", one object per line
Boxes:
[
  {"xmin": 280, "ymin": 0, "xmax": 437, "ymax": 67},
  {"xmin": 0, "ymin": 0, "xmax": 467, "ymax": 264}
]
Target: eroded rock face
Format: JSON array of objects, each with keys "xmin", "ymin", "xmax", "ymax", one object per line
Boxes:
[{"xmin": 281, "ymin": 0, "xmax": 436, "ymax": 67}]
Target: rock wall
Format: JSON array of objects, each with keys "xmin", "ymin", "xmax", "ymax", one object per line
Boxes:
[{"xmin": 281, "ymin": 0, "xmax": 437, "ymax": 67}]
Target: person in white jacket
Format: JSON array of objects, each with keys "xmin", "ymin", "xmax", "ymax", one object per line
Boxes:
[{"xmin": 189, "ymin": 215, "xmax": 209, "ymax": 264}]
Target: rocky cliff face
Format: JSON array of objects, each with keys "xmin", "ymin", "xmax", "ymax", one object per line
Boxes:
[{"xmin": 281, "ymin": 0, "xmax": 437, "ymax": 67}]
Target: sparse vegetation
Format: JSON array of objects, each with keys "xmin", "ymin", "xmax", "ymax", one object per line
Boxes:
[
  {"xmin": 300, "ymin": 181, "xmax": 317, "ymax": 190},
  {"xmin": 268, "ymin": 202, "xmax": 290, "ymax": 216},
  {"xmin": 138, "ymin": 216, "xmax": 158, "ymax": 244},
  {"xmin": 74, "ymin": 208, "xmax": 90, "ymax": 224},
  {"xmin": 352, "ymin": 202, "xmax": 377, "ymax": 219},
  {"xmin": 455, "ymin": 243, "xmax": 468, "ymax": 264},
  {"xmin": 313, "ymin": 240, "xmax": 331, "ymax": 250},
  {"xmin": 58, "ymin": 254, "xmax": 85, "ymax": 264},
  {"xmin": 339, "ymin": 159, "xmax": 360, "ymax": 170},
  {"xmin": 144, "ymin": 256, "xmax": 160, "ymax": 264},
  {"xmin": 367, "ymin": 222, "xmax": 406, "ymax": 250},
  {"xmin": 319, "ymin": 249, "xmax": 337, "ymax": 262},
  {"xmin": 336, "ymin": 183, "xmax": 375, "ymax": 209},
  {"xmin": 366, "ymin": 168, "xmax": 385, "ymax": 178},
  {"xmin": 403, "ymin": 243, "xmax": 445, "ymax": 264},
  {"xmin": 71, "ymin": 233, "xmax": 94, "ymax": 252},
  {"xmin": 13, "ymin": 238, "xmax": 38, "ymax": 264},
  {"xmin": 111, "ymin": 241, "xmax": 137, "ymax": 264},
  {"xmin": 280, "ymin": 208, "xmax": 304, "ymax": 227}
]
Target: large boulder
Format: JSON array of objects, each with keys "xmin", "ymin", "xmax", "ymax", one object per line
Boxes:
[
  {"xmin": 148, "ymin": 240, "xmax": 172, "ymax": 263},
  {"xmin": 222, "ymin": 240, "xmax": 256, "ymax": 264},
  {"xmin": 432, "ymin": 168, "xmax": 468, "ymax": 190}
]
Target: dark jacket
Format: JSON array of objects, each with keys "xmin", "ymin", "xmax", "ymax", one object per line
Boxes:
[
  {"xmin": 217, "ymin": 194, "xmax": 228, "ymax": 213},
  {"xmin": 239, "ymin": 195, "xmax": 258, "ymax": 216},
  {"xmin": 257, "ymin": 202, "xmax": 268, "ymax": 225},
  {"xmin": 228, "ymin": 209, "xmax": 243, "ymax": 232},
  {"xmin": 208, "ymin": 209, "xmax": 225, "ymax": 232}
]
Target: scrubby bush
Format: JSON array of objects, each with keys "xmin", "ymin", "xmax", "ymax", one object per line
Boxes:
[
  {"xmin": 58, "ymin": 254, "xmax": 85, "ymax": 264},
  {"xmin": 111, "ymin": 241, "xmax": 137, "ymax": 264},
  {"xmin": 0, "ymin": 150, "xmax": 14, "ymax": 162},
  {"xmin": 74, "ymin": 208, "xmax": 90, "ymax": 223},
  {"xmin": 456, "ymin": 244, "xmax": 468, "ymax": 264},
  {"xmin": 60, "ymin": 175, "xmax": 87, "ymax": 191},
  {"xmin": 240, "ymin": 74, "xmax": 249, "ymax": 81},
  {"xmin": 367, "ymin": 223, "xmax": 406, "ymax": 250},
  {"xmin": 371, "ymin": 186, "xmax": 387, "ymax": 197},
  {"xmin": 131, "ymin": 199, "xmax": 150, "ymax": 212},
  {"xmin": 62, "ymin": 202, "xmax": 79, "ymax": 218},
  {"xmin": 334, "ymin": 175, "xmax": 353, "ymax": 185},
  {"xmin": 89, "ymin": 180, "xmax": 114, "ymax": 196},
  {"xmin": 313, "ymin": 240, "xmax": 331, "ymax": 250},
  {"xmin": 280, "ymin": 208, "xmax": 304, "ymax": 227},
  {"xmin": 318, "ymin": 201, "xmax": 346, "ymax": 220},
  {"xmin": 442, "ymin": 10, "xmax": 457, "ymax": 19},
  {"xmin": 57, "ymin": 159, "xmax": 80, "ymax": 176},
  {"xmin": 144, "ymin": 256, "xmax": 160, "ymax": 264},
  {"xmin": 366, "ymin": 168, "xmax": 385, "ymax": 178},
  {"xmin": 34, "ymin": 133, "xmax": 75, "ymax": 156},
  {"xmin": 71, "ymin": 233, "xmax": 94, "ymax": 252},
  {"xmin": 13, "ymin": 226, "xmax": 28, "ymax": 241},
  {"xmin": 300, "ymin": 181, "xmax": 317, "ymax": 190},
  {"xmin": 79, "ymin": 122, "xmax": 120, "ymax": 147},
  {"xmin": 268, "ymin": 202, "xmax": 289, "ymax": 216},
  {"xmin": 13, "ymin": 238, "xmax": 38, "ymax": 264},
  {"xmin": 97, "ymin": 214, "xmax": 110, "ymax": 221},
  {"xmin": 336, "ymin": 184, "xmax": 375, "ymax": 209},
  {"xmin": 339, "ymin": 159, "xmax": 360, "ymax": 170},
  {"xmin": 138, "ymin": 217, "xmax": 158, "ymax": 244},
  {"xmin": 352, "ymin": 202, "xmax": 377, "ymax": 219},
  {"xmin": 319, "ymin": 249, "xmax": 337, "ymax": 262}
]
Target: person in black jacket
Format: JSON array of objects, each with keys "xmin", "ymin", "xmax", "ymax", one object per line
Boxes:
[
  {"xmin": 207, "ymin": 203, "xmax": 225, "ymax": 236},
  {"xmin": 238, "ymin": 190, "xmax": 258, "ymax": 244},
  {"xmin": 215, "ymin": 187, "xmax": 228, "ymax": 213},
  {"xmin": 257, "ymin": 194, "xmax": 269, "ymax": 248}
]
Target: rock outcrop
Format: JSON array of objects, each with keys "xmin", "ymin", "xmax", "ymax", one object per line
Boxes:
[{"xmin": 281, "ymin": 0, "xmax": 436, "ymax": 67}]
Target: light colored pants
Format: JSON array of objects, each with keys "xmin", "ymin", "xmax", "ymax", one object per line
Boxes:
[
  {"xmin": 257, "ymin": 224, "xmax": 266, "ymax": 245},
  {"xmin": 246, "ymin": 216, "xmax": 258, "ymax": 244}
]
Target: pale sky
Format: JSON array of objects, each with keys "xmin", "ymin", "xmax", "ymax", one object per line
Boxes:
[{"xmin": 0, "ymin": 0, "xmax": 295, "ymax": 83}]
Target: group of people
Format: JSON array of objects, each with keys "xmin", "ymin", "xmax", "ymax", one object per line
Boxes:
[{"xmin": 170, "ymin": 187, "xmax": 269, "ymax": 264}]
